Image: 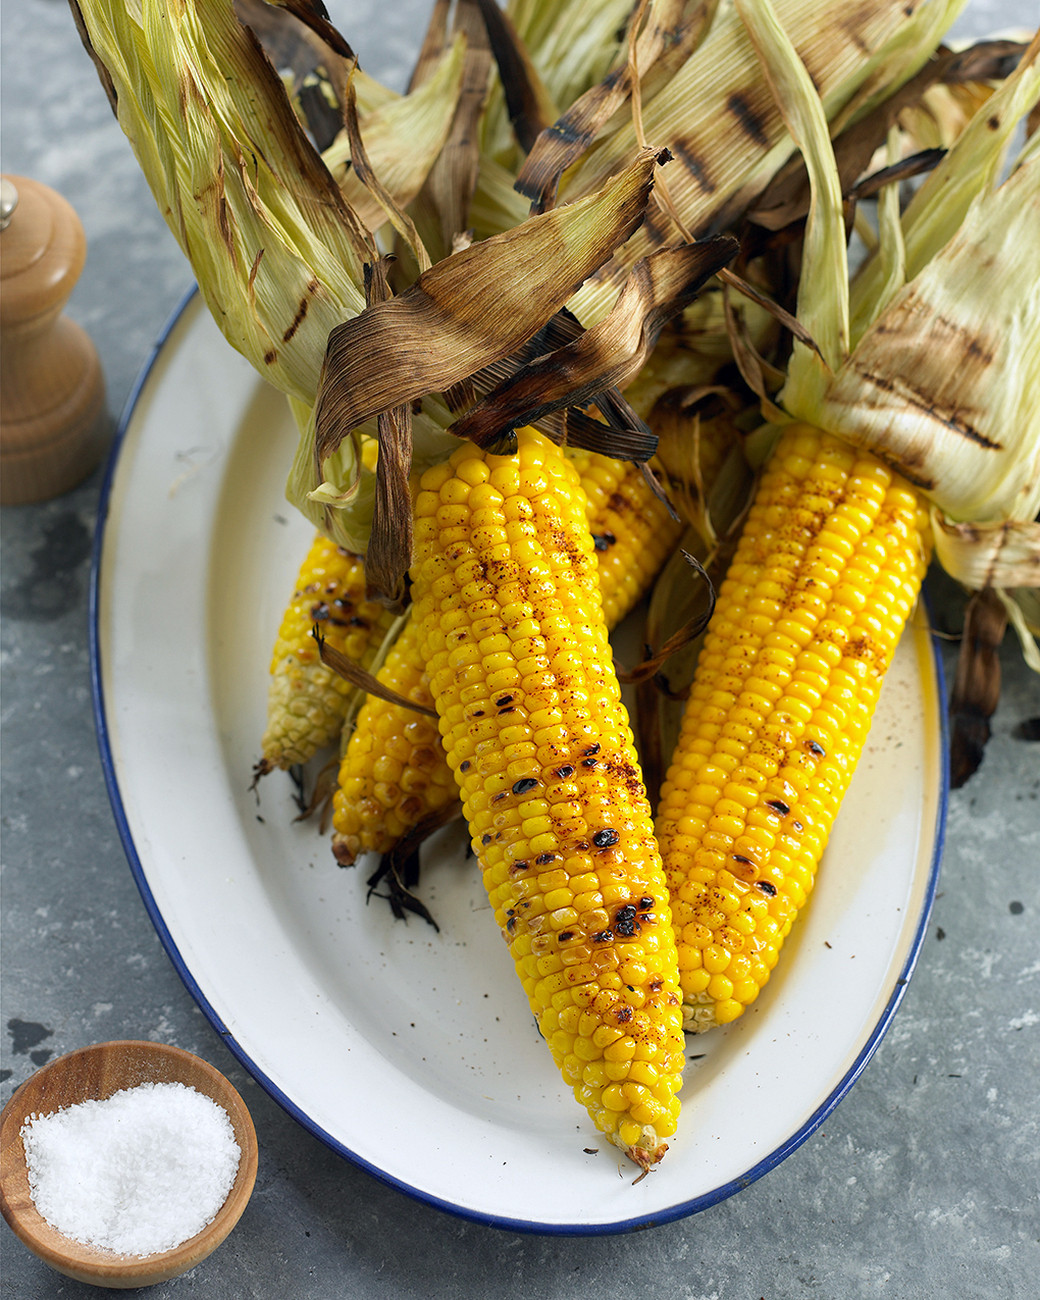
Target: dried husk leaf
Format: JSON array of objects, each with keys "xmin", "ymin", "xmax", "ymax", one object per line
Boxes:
[
  {"xmin": 948, "ymin": 587, "xmax": 1009, "ymax": 788},
  {"xmin": 516, "ymin": 0, "xmax": 718, "ymax": 209},
  {"xmin": 473, "ymin": 0, "xmax": 555, "ymax": 152},
  {"xmin": 446, "ymin": 236, "xmax": 738, "ymax": 450},
  {"xmin": 361, "ymin": 260, "xmax": 414, "ymax": 608},
  {"xmin": 468, "ymin": 153, "xmax": 536, "ymax": 237},
  {"xmin": 852, "ymin": 31, "xmax": 1040, "ymax": 320},
  {"xmin": 751, "ymin": 7, "xmax": 1040, "ymax": 528},
  {"xmin": 337, "ymin": 82, "xmax": 433, "ymax": 273},
  {"xmin": 735, "ymin": 0, "xmax": 849, "ymax": 372},
  {"xmin": 410, "ymin": 0, "xmax": 494, "ymax": 261},
  {"xmin": 557, "ymin": 0, "xmax": 962, "ymax": 327},
  {"xmin": 802, "ymin": 149, "xmax": 1040, "ymax": 525},
  {"xmin": 310, "ymin": 147, "xmax": 665, "ymax": 472},
  {"xmin": 499, "ymin": 0, "xmax": 636, "ymax": 137},
  {"xmin": 233, "ymin": 0, "xmax": 354, "ymax": 151},
  {"xmin": 931, "ymin": 515, "xmax": 1040, "ymax": 592},
  {"xmin": 639, "ymin": 527, "xmax": 717, "ymax": 792},
  {"xmin": 744, "ymin": 39, "xmax": 1006, "ymax": 233},
  {"xmin": 321, "ymin": 37, "xmax": 466, "ymax": 239},
  {"xmin": 648, "ymin": 387, "xmax": 753, "ymax": 544},
  {"xmin": 315, "ymin": 629, "xmax": 437, "ymax": 720},
  {"xmin": 1001, "ymin": 589, "xmax": 1040, "ymax": 672},
  {"xmin": 72, "ymin": 0, "xmax": 374, "ymax": 406}
]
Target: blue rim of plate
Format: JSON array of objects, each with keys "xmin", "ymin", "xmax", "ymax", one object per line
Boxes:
[{"xmin": 89, "ymin": 285, "xmax": 950, "ymax": 1236}]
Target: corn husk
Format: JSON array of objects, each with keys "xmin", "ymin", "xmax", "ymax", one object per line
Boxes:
[
  {"xmin": 739, "ymin": 4, "xmax": 1040, "ymax": 536},
  {"xmin": 321, "ymin": 36, "xmax": 468, "ymax": 238},
  {"xmin": 71, "ymin": 0, "xmax": 376, "ymax": 408},
  {"xmin": 553, "ymin": 0, "xmax": 969, "ymax": 326},
  {"xmin": 75, "ymin": 0, "xmax": 997, "ymax": 585}
]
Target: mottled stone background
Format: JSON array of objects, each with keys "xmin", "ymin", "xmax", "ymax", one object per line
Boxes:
[{"xmin": 2, "ymin": 2, "xmax": 1038, "ymax": 1297}]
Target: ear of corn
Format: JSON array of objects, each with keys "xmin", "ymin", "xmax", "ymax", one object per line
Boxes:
[
  {"xmin": 332, "ymin": 614, "xmax": 458, "ymax": 863},
  {"xmin": 331, "ymin": 445, "xmax": 685, "ymax": 865},
  {"xmin": 656, "ymin": 423, "xmax": 932, "ymax": 1030},
  {"xmin": 409, "ymin": 427, "xmax": 684, "ymax": 1167},
  {"xmin": 259, "ymin": 533, "xmax": 397, "ymax": 772},
  {"xmin": 743, "ymin": 2, "xmax": 1039, "ymax": 705}
]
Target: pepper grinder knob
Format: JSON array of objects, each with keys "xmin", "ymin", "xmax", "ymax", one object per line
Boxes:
[{"xmin": 1, "ymin": 174, "xmax": 107, "ymax": 505}]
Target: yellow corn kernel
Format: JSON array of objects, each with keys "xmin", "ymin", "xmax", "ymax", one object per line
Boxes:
[
  {"xmin": 657, "ymin": 425, "xmax": 931, "ymax": 1032},
  {"xmin": 411, "ymin": 429, "xmax": 684, "ymax": 1170},
  {"xmin": 259, "ymin": 534, "xmax": 396, "ymax": 770}
]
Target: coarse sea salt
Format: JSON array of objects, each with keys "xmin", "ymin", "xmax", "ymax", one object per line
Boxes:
[{"xmin": 20, "ymin": 1081, "xmax": 241, "ymax": 1257}]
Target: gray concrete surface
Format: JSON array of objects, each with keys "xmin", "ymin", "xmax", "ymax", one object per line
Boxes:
[{"xmin": 2, "ymin": 2, "xmax": 1038, "ymax": 1296}]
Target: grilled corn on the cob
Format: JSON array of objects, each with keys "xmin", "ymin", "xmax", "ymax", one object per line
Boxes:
[
  {"xmin": 656, "ymin": 423, "xmax": 931, "ymax": 1031},
  {"xmin": 410, "ymin": 427, "xmax": 685, "ymax": 1167},
  {"xmin": 331, "ymin": 448, "xmax": 685, "ymax": 865},
  {"xmin": 259, "ymin": 534, "xmax": 397, "ymax": 772}
]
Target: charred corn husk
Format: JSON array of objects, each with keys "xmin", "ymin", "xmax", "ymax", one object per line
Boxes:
[
  {"xmin": 656, "ymin": 424, "xmax": 931, "ymax": 1030},
  {"xmin": 259, "ymin": 534, "xmax": 396, "ymax": 771},
  {"xmin": 410, "ymin": 428, "xmax": 685, "ymax": 1167},
  {"xmin": 331, "ymin": 447, "xmax": 686, "ymax": 866}
]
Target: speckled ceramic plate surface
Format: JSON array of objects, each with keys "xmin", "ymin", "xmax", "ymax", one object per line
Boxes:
[{"xmin": 92, "ymin": 290, "xmax": 947, "ymax": 1233}]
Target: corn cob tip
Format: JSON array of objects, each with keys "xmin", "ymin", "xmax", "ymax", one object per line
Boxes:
[
  {"xmin": 682, "ymin": 994, "xmax": 722, "ymax": 1034},
  {"xmin": 332, "ymin": 836, "xmax": 358, "ymax": 867},
  {"xmin": 616, "ymin": 1130, "xmax": 669, "ymax": 1180}
]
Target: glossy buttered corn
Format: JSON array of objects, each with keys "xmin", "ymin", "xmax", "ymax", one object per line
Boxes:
[
  {"xmin": 656, "ymin": 424, "xmax": 931, "ymax": 1031},
  {"xmin": 410, "ymin": 428, "xmax": 685, "ymax": 1167},
  {"xmin": 331, "ymin": 448, "xmax": 683, "ymax": 866},
  {"xmin": 259, "ymin": 534, "xmax": 396, "ymax": 771}
]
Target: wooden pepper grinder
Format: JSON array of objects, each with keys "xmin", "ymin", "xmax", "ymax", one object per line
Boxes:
[{"xmin": 1, "ymin": 175, "xmax": 107, "ymax": 505}]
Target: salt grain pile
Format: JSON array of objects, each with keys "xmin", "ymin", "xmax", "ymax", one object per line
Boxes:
[{"xmin": 21, "ymin": 1081, "xmax": 241, "ymax": 1256}]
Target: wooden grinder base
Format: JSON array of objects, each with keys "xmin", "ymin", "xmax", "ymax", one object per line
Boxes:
[{"xmin": 1, "ymin": 175, "xmax": 107, "ymax": 506}]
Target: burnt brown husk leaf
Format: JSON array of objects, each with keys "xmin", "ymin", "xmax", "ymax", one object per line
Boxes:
[
  {"xmin": 748, "ymin": 39, "xmax": 1028, "ymax": 232},
  {"xmin": 342, "ymin": 80, "xmax": 432, "ymax": 270},
  {"xmin": 314, "ymin": 627, "xmax": 438, "ymax": 718},
  {"xmin": 358, "ymin": 800, "xmax": 464, "ymax": 929},
  {"xmin": 618, "ymin": 550, "xmax": 717, "ymax": 686},
  {"xmin": 949, "ymin": 587, "xmax": 1009, "ymax": 788},
  {"xmin": 474, "ymin": 0, "xmax": 554, "ymax": 152},
  {"xmin": 361, "ymin": 259, "xmax": 415, "ymax": 607},
  {"xmin": 313, "ymin": 147, "xmax": 667, "ymax": 469},
  {"xmin": 446, "ymin": 235, "xmax": 738, "ymax": 452},
  {"xmin": 411, "ymin": 0, "xmax": 494, "ymax": 259}
]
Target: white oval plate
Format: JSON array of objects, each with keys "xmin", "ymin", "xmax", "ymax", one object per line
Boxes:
[{"xmin": 92, "ymin": 290, "xmax": 947, "ymax": 1233}]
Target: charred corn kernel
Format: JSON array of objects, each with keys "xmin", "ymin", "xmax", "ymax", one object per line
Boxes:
[
  {"xmin": 260, "ymin": 534, "xmax": 397, "ymax": 770},
  {"xmin": 411, "ymin": 428, "xmax": 684, "ymax": 1170},
  {"xmin": 657, "ymin": 425, "xmax": 931, "ymax": 1033},
  {"xmin": 332, "ymin": 445, "xmax": 683, "ymax": 863}
]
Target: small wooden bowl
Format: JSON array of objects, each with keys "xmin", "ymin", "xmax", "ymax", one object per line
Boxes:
[{"xmin": 0, "ymin": 1041, "xmax": 258, "ymax": 1289}]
